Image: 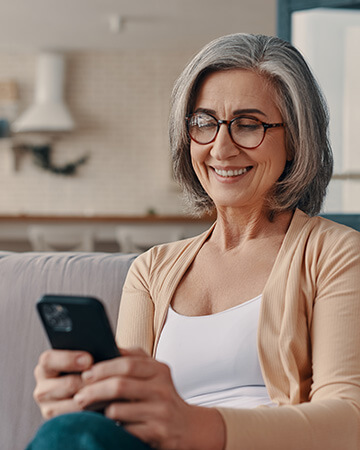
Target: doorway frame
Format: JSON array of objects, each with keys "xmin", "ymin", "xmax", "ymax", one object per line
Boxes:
[{"xmin": 277, "ymin": 0, "xmax": 360, "ymax": 40}]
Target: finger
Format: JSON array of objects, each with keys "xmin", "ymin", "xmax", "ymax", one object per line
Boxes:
[
  {"xmin": 34, "ymin": 373, "xmax": 84, "ymax": 403},
  {"xmin": 40, "ymin": 398, "xmax": 84, "ymax": 421},
  {"xmin": 105, "ymin": 399, "xmax": 164, "ymax": 424},
  {"xmin": 74, "ymin": 376, "xmax": 157, "ymax": 408},
  {"xmin": 119, "ymin": 347, "xmax": 149, "ymax": 357},
  {"xmin": 82, "ymin": 355, "xmax": 161, "ymax": 384},
  {"xmin": 82, "ymin": 356, "xmax": 154, "ymax": 383},
  {"xmin": 105, "ymin": 400, "xmax": 164, "ymax": 448},
  {"xmin": 36, "ymin": 350, "xmax": 93, "ymax": 379}
]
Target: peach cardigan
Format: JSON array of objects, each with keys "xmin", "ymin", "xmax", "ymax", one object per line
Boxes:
[{"xmin": 116, "ymin": 209, "xmax": 360, "ymax": 449}]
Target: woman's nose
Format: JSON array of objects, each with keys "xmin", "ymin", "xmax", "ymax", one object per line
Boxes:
[{"xmin": 210, "ymin": 124, "xmax": 240, "ymax": 160}]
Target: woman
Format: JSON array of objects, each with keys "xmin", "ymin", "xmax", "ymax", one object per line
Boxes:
[{"xmin": 30, "ymin": 34, "xmax": 360, "ymax": 449}]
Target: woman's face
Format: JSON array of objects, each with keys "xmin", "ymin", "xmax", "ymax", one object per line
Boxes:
[{"xmin": 190, "ymin": 69, "xmax": 288, "ymax": 213}]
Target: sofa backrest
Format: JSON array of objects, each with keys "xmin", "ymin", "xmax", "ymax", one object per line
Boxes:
[{"xmin": 0, "ymin": 251, "xmax": 136, "ymax": 450}]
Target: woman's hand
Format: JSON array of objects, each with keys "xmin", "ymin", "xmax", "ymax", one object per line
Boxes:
[
  {"xmin": 73, "ymin": 348, "xmax": 226, "ymax": 450},
  {"xmin": 33, "ymin": 349, "xmax": 93, "ymax": 419}
]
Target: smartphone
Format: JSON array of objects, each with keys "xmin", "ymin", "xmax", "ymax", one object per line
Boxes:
[{"xmin": 36, "ymin": 294, "xmax": 120, "ymax": 363}]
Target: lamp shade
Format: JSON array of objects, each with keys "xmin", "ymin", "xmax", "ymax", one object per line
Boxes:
[{"xmin": 12, "ymin": 52, "xmax": 75, "ymax": 133}]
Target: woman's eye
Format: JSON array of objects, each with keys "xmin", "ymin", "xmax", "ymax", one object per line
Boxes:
[
  {"xmin": 234, "ymin": 118, "xmax": 261, "ymax": 131},
  {"xmin": 199, "ymin": 121, "xmax": 216, "ymax": 129},
  {"xmin": 192, "ymin": 115, "xmax": 216, "ymax": 129}
]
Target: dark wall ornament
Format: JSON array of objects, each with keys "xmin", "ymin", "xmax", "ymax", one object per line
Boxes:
[
  {"xmin": 31, "ymin": 145, "xmax": 88, "ymax": 175},
  {"xmin": 11, "ymin": 143, "xmax": 89, "ymax": 175}
]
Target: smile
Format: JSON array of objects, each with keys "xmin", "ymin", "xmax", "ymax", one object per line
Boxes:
[{"xmin": 214, "ymin": 167, "xmax": 251, "ymax": 178}]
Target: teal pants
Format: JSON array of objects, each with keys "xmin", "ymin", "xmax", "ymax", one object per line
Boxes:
[{"xmin": 26, "ymin": 411, "xmax": 151, "ymax": 449}]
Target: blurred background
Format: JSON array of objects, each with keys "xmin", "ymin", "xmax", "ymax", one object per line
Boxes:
[
  {"xmin": 0, "ymin": 0, "xmax": 276, "ymax": 218},
  {"xmin": 0, "ymin": 0, "xmax": 277, "ymax": 251},
  {"xmin": 0, "ymin": 0, "xmax": 359, "ymax": 252}
]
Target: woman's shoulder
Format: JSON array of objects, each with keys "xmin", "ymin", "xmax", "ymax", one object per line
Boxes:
[
  {"xmin": 150, "ymin": 225, "xmax": 213, "ymax": 256},
  {"xmin": 293, "ymin": 209, "xmax": 359, "ymax": 239},
  {"xmin": 292, "ymin": 209, "xmax": 360, "ymax": 261},
  {"xmin": 127, "ymin": 224, "xmax": 215, "ymax": 281}
]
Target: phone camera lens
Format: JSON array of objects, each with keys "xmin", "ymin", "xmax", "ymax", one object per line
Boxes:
[{"xmin": 43, "ymin": 303, "xmax": 72, "ymax": 331}]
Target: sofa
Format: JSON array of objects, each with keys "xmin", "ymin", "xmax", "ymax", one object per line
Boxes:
[{"xmin": 0, "ymin": 251, "xmax": 137, "ymax": 450}]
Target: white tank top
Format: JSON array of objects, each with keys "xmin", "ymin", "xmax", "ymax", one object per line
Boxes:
[{"xmin": 156, "ymin": 295, "xmax": 275, "ymax": 409}]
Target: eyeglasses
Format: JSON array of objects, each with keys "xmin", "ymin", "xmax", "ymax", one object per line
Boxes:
[{"xmin": 186, "ymin": 112, "xmax": 285, "ymax": 149}]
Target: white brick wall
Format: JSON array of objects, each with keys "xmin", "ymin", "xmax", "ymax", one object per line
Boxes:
[{"xmin": 0, "ymin": 49, "xmax": 194, "ymax": 216}]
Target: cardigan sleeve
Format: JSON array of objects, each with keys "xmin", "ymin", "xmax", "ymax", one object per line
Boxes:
[
  {"xmin": 115, "ymin": 251, "xmax": 155, "ymax": 355},
  {"xmin": 217, "ymin": 227, "xmax": 360, "ymax": 450}
]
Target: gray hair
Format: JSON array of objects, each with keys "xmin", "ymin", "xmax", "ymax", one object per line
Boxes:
[{"xmin": 169, "ymin": 33, "xmax": 333, "ymax": 217}]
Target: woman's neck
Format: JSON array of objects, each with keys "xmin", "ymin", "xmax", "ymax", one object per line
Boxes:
[{"xmin": 211, "ymin": 207, "xmax": 293, "ymax": 251}]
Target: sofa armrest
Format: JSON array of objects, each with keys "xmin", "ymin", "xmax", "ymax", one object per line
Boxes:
[{"xmin": 0, "ymin": 251, "xmax": 136, "ymax": 450}]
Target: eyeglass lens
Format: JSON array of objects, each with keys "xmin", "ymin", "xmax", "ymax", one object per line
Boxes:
[{"xmin": 187, "ymin": 113, "xmax": 265, "ymax": 149}]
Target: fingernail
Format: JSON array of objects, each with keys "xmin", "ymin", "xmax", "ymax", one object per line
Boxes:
[
  {"xmin": 76, "ymin": 355, "xmax": 91, "ymax": 368},
  {"xmin": 73, "ymin": 393, "xmax": 85, "ymax": 406},
  {"xmin": 82, "ymin": 370, "xmax": 94, "ymax": 382}
]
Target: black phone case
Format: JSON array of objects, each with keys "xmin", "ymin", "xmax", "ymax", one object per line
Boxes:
[{"xmin": 37, "ymin": 295, "xmax": 120, "ymax": 363}]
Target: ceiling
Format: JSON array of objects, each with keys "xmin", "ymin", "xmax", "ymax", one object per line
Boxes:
[{"xmin": 0, "ymin": 0, "xmax": 277, "ymax": 52}]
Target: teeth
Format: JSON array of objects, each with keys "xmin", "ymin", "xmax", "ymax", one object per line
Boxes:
[{"xmin": 214, "ymin": 167, "xmax": 249, "ymax": 177}]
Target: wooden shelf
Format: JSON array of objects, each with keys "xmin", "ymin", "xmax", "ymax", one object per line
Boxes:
[{"xmin": 0, "ymin": 214, "xmax": 215, "ymax": 223}]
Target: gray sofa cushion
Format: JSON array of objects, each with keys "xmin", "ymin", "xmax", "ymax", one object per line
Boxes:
[{"xmin": 0, "ymin": 251, "xmax": 136, "ymax": 450}]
